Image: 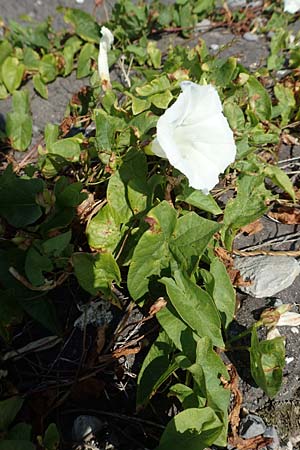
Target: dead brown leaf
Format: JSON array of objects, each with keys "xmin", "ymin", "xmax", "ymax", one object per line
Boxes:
[
  {"xmin": 214, "ymin": 247, "xmax": 252, "ymax": 288},
  {"xmin": 269, "ymin": 206, "xmax": 300, "ymax": 224},
  {"xmin": 240, "ymin": 219, "xmax": 263, "ymax": 236},
  {"xmin": 149, "ymin": 297, "xmax": 167, "ymax": 316},
  {"xmin": 225, "ymin": 365, "xmax": 272, "ymax": 450},
  {"xmin": 112, "ymin": 346, "xmax": 141, "ymax": 359}
]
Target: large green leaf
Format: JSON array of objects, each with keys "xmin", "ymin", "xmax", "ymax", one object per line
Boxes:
[
  {"xmin": 170, "ymin": 212, "xmax": 220, "ymax": 275},
  {"xmin": 250, "ymin": 328, "xmax": 285, "ymax": 398},
  {"xmin": 127, "ymin": 201, "xmax": 177, "ymax": 300},
  {"xmin": 62, "ymin": 8, "xmax": 100, "ymax": 43},
  {"xmin": 156, "ymin": 407, "xmax": 223, "ymax": 450},
  {"xmin": 161, "ymin": 271, "xmax": 224, "ymax": 348},
  {"xmin": 0, "ymin": 166, "xmax": 44, "ymax": 227},
  {"xmin": 72, "ymin": 252, "xmax": 121, "ymax": 295}
]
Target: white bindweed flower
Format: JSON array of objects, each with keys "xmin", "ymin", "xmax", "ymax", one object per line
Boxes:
[
  {"xmin": 284, "ymin": 0, "xmax": 300, "ymax": 13},
  {"xmin": 262, "ymin": 305, "xmax": 300, "ymax": 340},
  {"xmin": 98, "ymin": 26, "xmax": 114, "ymax": 89},
  {"xmin": 151, "ymin": 81, "xmax": 236, "ymax": 193}
]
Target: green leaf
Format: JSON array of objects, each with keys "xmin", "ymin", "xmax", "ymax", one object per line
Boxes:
[
  {"xmin": 43, "ymin": 423, "xmax": 59, "ymax": 450},
  {"xmin": 137, "ymin": 330, "xmax": 175, "ymax": 406},
  {"xmin": 0, "ymin": 396, "xmax": 24, "ymax": 431},
  {"xmin": 0, "ymin": 40, "xmax": 13, "ymax": 70},
  {"xmin": 157, "ymin": 407, "xmax": 223, "ymax": 450},
  {"xmin": 176, "ymin": 182, "xmax": 222, "ymax": 215},
  {"xmin": 55, "ymin": 180, "xmax": 86, "ymax": 207},
  {"xmin": 169, "ymin": 383, "xmax": 203, "ymax": 409},
  {"xmin": 76, "ymin": 42, "xmax": 97, "ymax": 79},
  {"xmin": 63, "ymin": 36, "xmax": 82, "ymax": 76},
  {"xmin": 150, "ymin": 90, "xmax": 173, "ymax": 109},
  {"xmin": 42, "ymin": 231, "xmax": 72, "ymax": 256},
  {"xmin": 246, "ymin": 76, "xmax": 272, "ymax": 121},
  {"xmin": 161, "ymin": 271, "xmax": 224, "ymax": 348},
  {"xmin": 86, "ymin": 204, "xmax": 122, "ymax": 252},
  {"xmin": 0, "ymin": 166, "xmax": 43, "ymax": 227},
  {"xmin": 264, "ymin": 164, "xmax": 295, "ymax": 202},
  {"xmin": 157, "ymin": 302, "xmax": 199, "ymax": 362},
  {"xmin": 1, "ymin": 57, "xmax": 24, "ymax": 93},
  {"xmin": 6, "ymin": 111, "xmax": 32, "ymax": 151},
  {"xmin": 221, "ymin": 174, "xmax": 269, "ymax": 249},
  {"xmin": 62, "ymin": 8, "xmax": 100, "ymax": 43},
  {"xmin": 147, "ymin": 41, "xmax": 161, "ymax": 68},
  {"xmin": 131, "ymin": 96, "xmax": 151, "ymax": 115},
  {"xmin": 136, "ymin": 76, "xmax": 171, "ymax": 97},
  {"xmin": 48, "ymin": 138, "xmax": 81, "ymax": 162},
  {"xmin": 33, "ymin": 74, "xmax": 48, "ymax": 99},
  {"xmin": 25, "ymin": 246, "xmax": 53, "ymax": 286},
  {"xmin": 94, "ymin": 110, "xmax": 125, "ymax": 151},
  {"xmin": 12, "ymin": 90, "xmax": 30, "ymax": 114},
  {"xmin": 170, "ymin": 212, "xmax": 220, "ymax": 275},
  {"xmin": 39, "ymin": 54, "xmax": 57, "ymax": 83},
  {"xmin": 223, "ymin": 102, "xmax": 245, "ymax": 132},
  {"xmin": 23, "ymin": 47, "xmax": 40, "ymax": 70},
  {"xmin": 128, "ymin": 201, "xmax": 177, "ymax": 300},
  {"xmin": 250, "ymin": 328, "xmax": 285, "ymax": 398},
  {"xmin": 213, "ymin": 57, "xmax": 237, "ymax": 87},
  {"xmin": 72, "ymin": 252, "xmax": 121, "ymax": 295},
  {"xmin": 194, "ymin": 337, "xmax": 230, "ymax": 446},
  {"xmin": 210, "ymin": 258, "xmax": 235, "ymax": 329}
]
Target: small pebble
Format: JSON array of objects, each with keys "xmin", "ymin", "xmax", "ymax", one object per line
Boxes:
[
  {"xmin": 196, "ymin": 19, "xmax": 211, "ymax": 32},
  {"xmin": 72, "ymin": 415, "xmax": 103, "ymax": 442},
  {"xmin": 239, "ymin": 414, "xmax": 267, "ymax": 439},
  {"xmin": 76, "ymin": 0, "xmax": 85, "ymax": 3},
  {"xmin": 243, "ymin": 32, "xmax": 259, "ymax": 42},
  {"xmin": 285, "ymin": 356, "xmax": 294, "ymax": 364},
  {"xmin": 291, "ymin": 327, "xmax": 299, "ymax": 334},
  {"xmin": 210, "ymin": 44, "xmax": 220, "ymax": 52},
  {"xmin": 227, "ymin": 0, "xmax": 246, "ymax": 8}
]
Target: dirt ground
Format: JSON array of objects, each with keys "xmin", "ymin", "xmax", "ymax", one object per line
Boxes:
[{"xmin": 1, "ymin": 0, "xmax": 300, "ymax": 448}]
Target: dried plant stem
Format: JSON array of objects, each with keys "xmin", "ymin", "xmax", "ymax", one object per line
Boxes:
[{"xmin": 233, "ymin": 249, "xmax": 300, "ymax": 257}]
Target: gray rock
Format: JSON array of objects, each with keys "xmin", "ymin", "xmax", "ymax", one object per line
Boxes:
[
  {"xmin": 72, "ymin": 415, "xmax": 104, "ymax": 442},
  {"xmin": 243, "ymin": 32, "xmax": 259, "ymax": 42},
  {"xmin": 227, "ymin": 0, "xmax": 247, "ymax": 8},
  {"xmin": 264, "ymin": 426, "xmax": 280, "ymax": 450},
  {"xmin": 239, "ymin": 413, "xmax": 267, "ymax": 439},
  {"xmin": 233, "ymin": 256, "xmax": 300, "ymax": 298}
]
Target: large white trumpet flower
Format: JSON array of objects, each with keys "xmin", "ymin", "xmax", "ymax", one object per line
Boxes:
[{"xmin": 152, "ymin": 81, "xmax": 236, "ymax": 193}]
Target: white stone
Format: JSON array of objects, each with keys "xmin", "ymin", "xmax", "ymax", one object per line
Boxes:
[
  {"xmin": 285, "ymin": 356, "xmax": 294, "ymax": 364},
  {"xmin": 234, "ymin": 256, "xmax": 300, "ymax": 298},
  {"xmin": 291, "ymin": 327, "xmax": 299, "ymax": 334}
]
